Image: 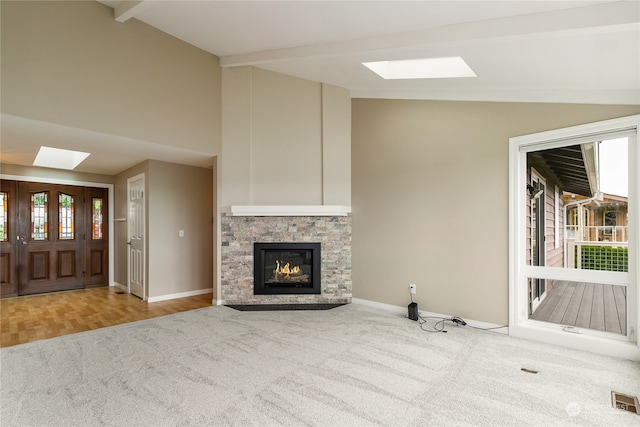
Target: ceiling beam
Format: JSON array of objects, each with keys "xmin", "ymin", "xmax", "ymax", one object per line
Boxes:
[
  {"xmin": 220, "ymin": 1, "xmax": 640, "ymax": 67},
  {"xmin": 114, "ymin": 1, "xmax": 150, "ymax": 23}
]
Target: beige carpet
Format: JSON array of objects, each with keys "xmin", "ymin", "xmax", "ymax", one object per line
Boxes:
[{"xmin": 1, "ymin": 303, "xmax": 639, "ymax": 426}]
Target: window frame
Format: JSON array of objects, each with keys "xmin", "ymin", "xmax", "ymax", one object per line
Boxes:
[{"xmin": 509, "ymin": 115, "xmax": 639, "ymax": 361}]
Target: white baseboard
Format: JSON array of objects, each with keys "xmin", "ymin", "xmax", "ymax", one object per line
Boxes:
[
  {"xmin": 112, "ymin": 282, "xmax": 127, "ymax": 291},
  {"xmin": 147, "ymin": 288, "xmax": 213, "ymax": 303},
  {"xmin": 351, "ymin": 297, "xmax": 406, "ymax": 313},
  {"xmin": 351, "ymin": 297, "xmax": 509, "ymax": 334}
]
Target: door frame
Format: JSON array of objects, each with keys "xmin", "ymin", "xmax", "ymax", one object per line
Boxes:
[
  {"xmin": 0, "ymin": 174, "xmax": 115, "ymax": 288},
  {"xmin": 509, "ymin": 115, "xmax": 640, "ymax": 361},
  {"xmin": 529, "ymin": 169, "xmax": 547, "ymax": 312}
]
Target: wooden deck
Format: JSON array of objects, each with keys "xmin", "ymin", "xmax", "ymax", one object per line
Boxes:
[{"xmin": 530, "ymin": 280, "xmax": 627, "ymax": 335}]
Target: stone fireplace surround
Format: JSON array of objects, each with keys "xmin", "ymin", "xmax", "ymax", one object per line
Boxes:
[{"xmin": 221, "ymin": 206, "xmax": 352, "ymax": 305}]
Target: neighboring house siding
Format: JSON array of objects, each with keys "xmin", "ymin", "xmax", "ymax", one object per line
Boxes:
[
  {"xmin": 525, "ymin": 168, "xmax": 564, "ymax": 268},
  {"xmin": 545, "ymin": 186, "xmax": 564, "ymax": 268},
  {"xmin": 526, "ymin": 162, "xmax": 565, "ymax": 313}
]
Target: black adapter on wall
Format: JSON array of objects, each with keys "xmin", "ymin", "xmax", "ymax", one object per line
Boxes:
[{"xmin": 408, "ymin": 302, "xmax": 418, "ymax": 321}]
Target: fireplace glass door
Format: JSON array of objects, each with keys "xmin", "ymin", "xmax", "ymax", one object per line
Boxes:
[{"xmin": 254, "ymin": 242, "xmax": 321, "ymax": 294}]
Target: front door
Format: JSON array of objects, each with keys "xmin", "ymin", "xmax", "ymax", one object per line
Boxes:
[
  {"xmin": 17, "ymin": 182, "xmax": 86, "ymax": 295},
  {"xmin": 84, "ymin": 187, "xmax": 109, "ymax": 287},
  {"xmin": 0, "ymin": 180, "xmax": 109, "ymax": 297},
  {"xmin": 127, "ymin": 174, "xmax": 145, "ymax": 300},
  {"xmin": 0, "ymin": 181, "xmax": 18, "ymax": 295}
]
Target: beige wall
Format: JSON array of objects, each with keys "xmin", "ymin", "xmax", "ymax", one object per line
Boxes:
[
  {"xmin": 114, "ymin": 161, "xmax": 214, "ymax": 298},
  {"xmin": 351, "ymin": 99, "xmax": 640, "ymax": 324},
  {"xmin": 251, "ymin": 68, "xmax": 322, "ymax": 205},
  {"xmin": 1, "ymin": 0, "xmax": 221, "ymax": 155},
  {"xmin": 221, "ymin": 67, "xmax": 351, "ymax": 206},
  {"xmin": 221, "ymin": 67, "xmax": 252, "ymax": 206},
  {"xmin": 147, "ymin": 161, "xmax": 214, "ymax": 298},
  {"xmin": 322, "ymin": 84, "xmax": 352, "ymax": 206}
]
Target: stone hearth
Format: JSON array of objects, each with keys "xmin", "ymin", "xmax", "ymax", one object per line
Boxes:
[{"xmin": 220, "ymin": 206, "xmax": 352, "ymax": 305}]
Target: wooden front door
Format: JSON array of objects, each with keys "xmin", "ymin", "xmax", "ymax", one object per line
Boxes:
[
  {"xmin": 0, "ymin": 180, "xmax": 109, "ymax": 297},
  {"xmin": 0, "ymin": 180, "xmax": 18, "ymax": 295},
  {"xmin": 83, "ymin": 187, "xmax": 109, "ymax": 287},
  {"xmin": 18, "ymin": 182, "xmax": 86, "ymax": 295}
]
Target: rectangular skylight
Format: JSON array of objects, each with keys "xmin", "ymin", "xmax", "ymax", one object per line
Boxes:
[
  {"xmin": 363, "ymin": 56, "xmax": 477, "ymax": 79},
  {"xmin": 33, "ymin": 146, "xmax": 90, "ymax": 170}
]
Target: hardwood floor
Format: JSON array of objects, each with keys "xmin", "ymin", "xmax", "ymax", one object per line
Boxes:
[
  {"xmin": 530, "ymin": 280, "xmax": 626, "ymax": 334},
  {"xmin": 0, "ymin": 287, "xmax": 213, "ymax": 348}
]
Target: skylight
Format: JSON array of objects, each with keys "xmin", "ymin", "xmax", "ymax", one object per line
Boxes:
[
  {"xmin": 33, "ymin": 146, "xmax": 90, "ymax": 170},
  {"xmin": 362, "ymin": 56, "xmax": 477, "ymax": 80}
]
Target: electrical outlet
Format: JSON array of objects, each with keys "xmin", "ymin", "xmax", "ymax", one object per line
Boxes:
[{"xmin": 409, "ymin": 283, "xmax": 416, "ymax": 294}]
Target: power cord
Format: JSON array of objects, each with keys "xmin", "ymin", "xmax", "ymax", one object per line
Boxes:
[
  {"xmin": 417, "ymin": 314, "xmax": 507, "ymax": 332},
  {"xmin": 417, "ymin": 314, "xmax": 448, "ymax": 333},
  {"xmin": 451, "ymin": 316, "xmax": 466, "ymax": 326},
  {"xmin": 406, "ymin": 286, "xmax": 508, "ymax": 332}
]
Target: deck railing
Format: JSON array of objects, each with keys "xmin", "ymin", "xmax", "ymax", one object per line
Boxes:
[
  {"xmin": 566, "ymin": 240, "xmax": 629, "ymax": 272},
  {"xmin": 565, "ymin": 225, "xmax": 627, "ymax": 243}
]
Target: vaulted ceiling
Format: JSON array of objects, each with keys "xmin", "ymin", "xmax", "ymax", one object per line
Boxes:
[{"xmin": 99, "ymin": 0, "xmax": 640, "ymax": 105}]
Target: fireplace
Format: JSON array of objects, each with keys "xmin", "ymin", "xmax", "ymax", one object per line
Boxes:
[
  {"xmin": 254, "ymin": 242, "xmax": 321, "ymax": 295},
  {"xmin": 221, "ymin": 209, "xmax": 351, "ymax": 305}
]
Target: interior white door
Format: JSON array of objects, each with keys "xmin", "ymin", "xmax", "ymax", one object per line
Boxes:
[{"xmin": 127, "ymin": 174, "xmax": 145, "ymax": 300}]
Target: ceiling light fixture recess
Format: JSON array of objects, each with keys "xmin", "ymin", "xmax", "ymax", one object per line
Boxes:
[
  {"xmin": 33, "ymin": 146, "xmax": 90, "ymax": 170},
  {"xmin": 363, "ymin": 56, "xmax": 477, "ymax": 80}
]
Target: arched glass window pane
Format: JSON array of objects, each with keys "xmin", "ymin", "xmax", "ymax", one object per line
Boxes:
[
  {"xmin": 0, "ymin": 192, "xmax": 7, "ymax": 242},
  {"xmin": 92, "ymin": 198, "xmax": 103, "ymax": 240},
  {"xmin": 59, "ymin": 193, "xmax": 74, "ymax": 240},
  {"xmin": 31, "ymin": 192, "xmax": 48, "ymax": 240}
]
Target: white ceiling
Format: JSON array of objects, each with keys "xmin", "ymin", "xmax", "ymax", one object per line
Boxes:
[
  {"xmin": 2, "ymin": 1, "xmax": 639, "ymax": 176},
  {"xmin": 103, "ymin": 0, "xmax": 640, "ymax": 104}
]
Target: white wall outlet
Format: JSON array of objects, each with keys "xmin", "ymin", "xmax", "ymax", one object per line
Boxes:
[
  {"xmin": 179, "ymin": 229, "xmax": 185, "ymax": 237},
  {"xmin": 409, "ymin": 283, "xmax": 416, "ymax": 294}
]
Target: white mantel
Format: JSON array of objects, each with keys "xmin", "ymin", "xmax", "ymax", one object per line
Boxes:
[{"xmin": 222, "ymin": 205, "xmax": 351, "ymax": 217}]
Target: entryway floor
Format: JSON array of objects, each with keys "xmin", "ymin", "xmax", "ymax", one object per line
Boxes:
[{"xmin": 0, "ymin": 287, "xmax": 213, "ymax": 348}]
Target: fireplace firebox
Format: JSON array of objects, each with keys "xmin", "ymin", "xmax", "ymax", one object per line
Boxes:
[{"xmin": 254, "ymin": 243, "xmax": 321, "ymax": 295}]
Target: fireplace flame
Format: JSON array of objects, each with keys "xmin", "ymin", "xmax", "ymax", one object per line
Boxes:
[{"xmin": 274, "ymin": 259, "xmax": 301, "ymax": 280}]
